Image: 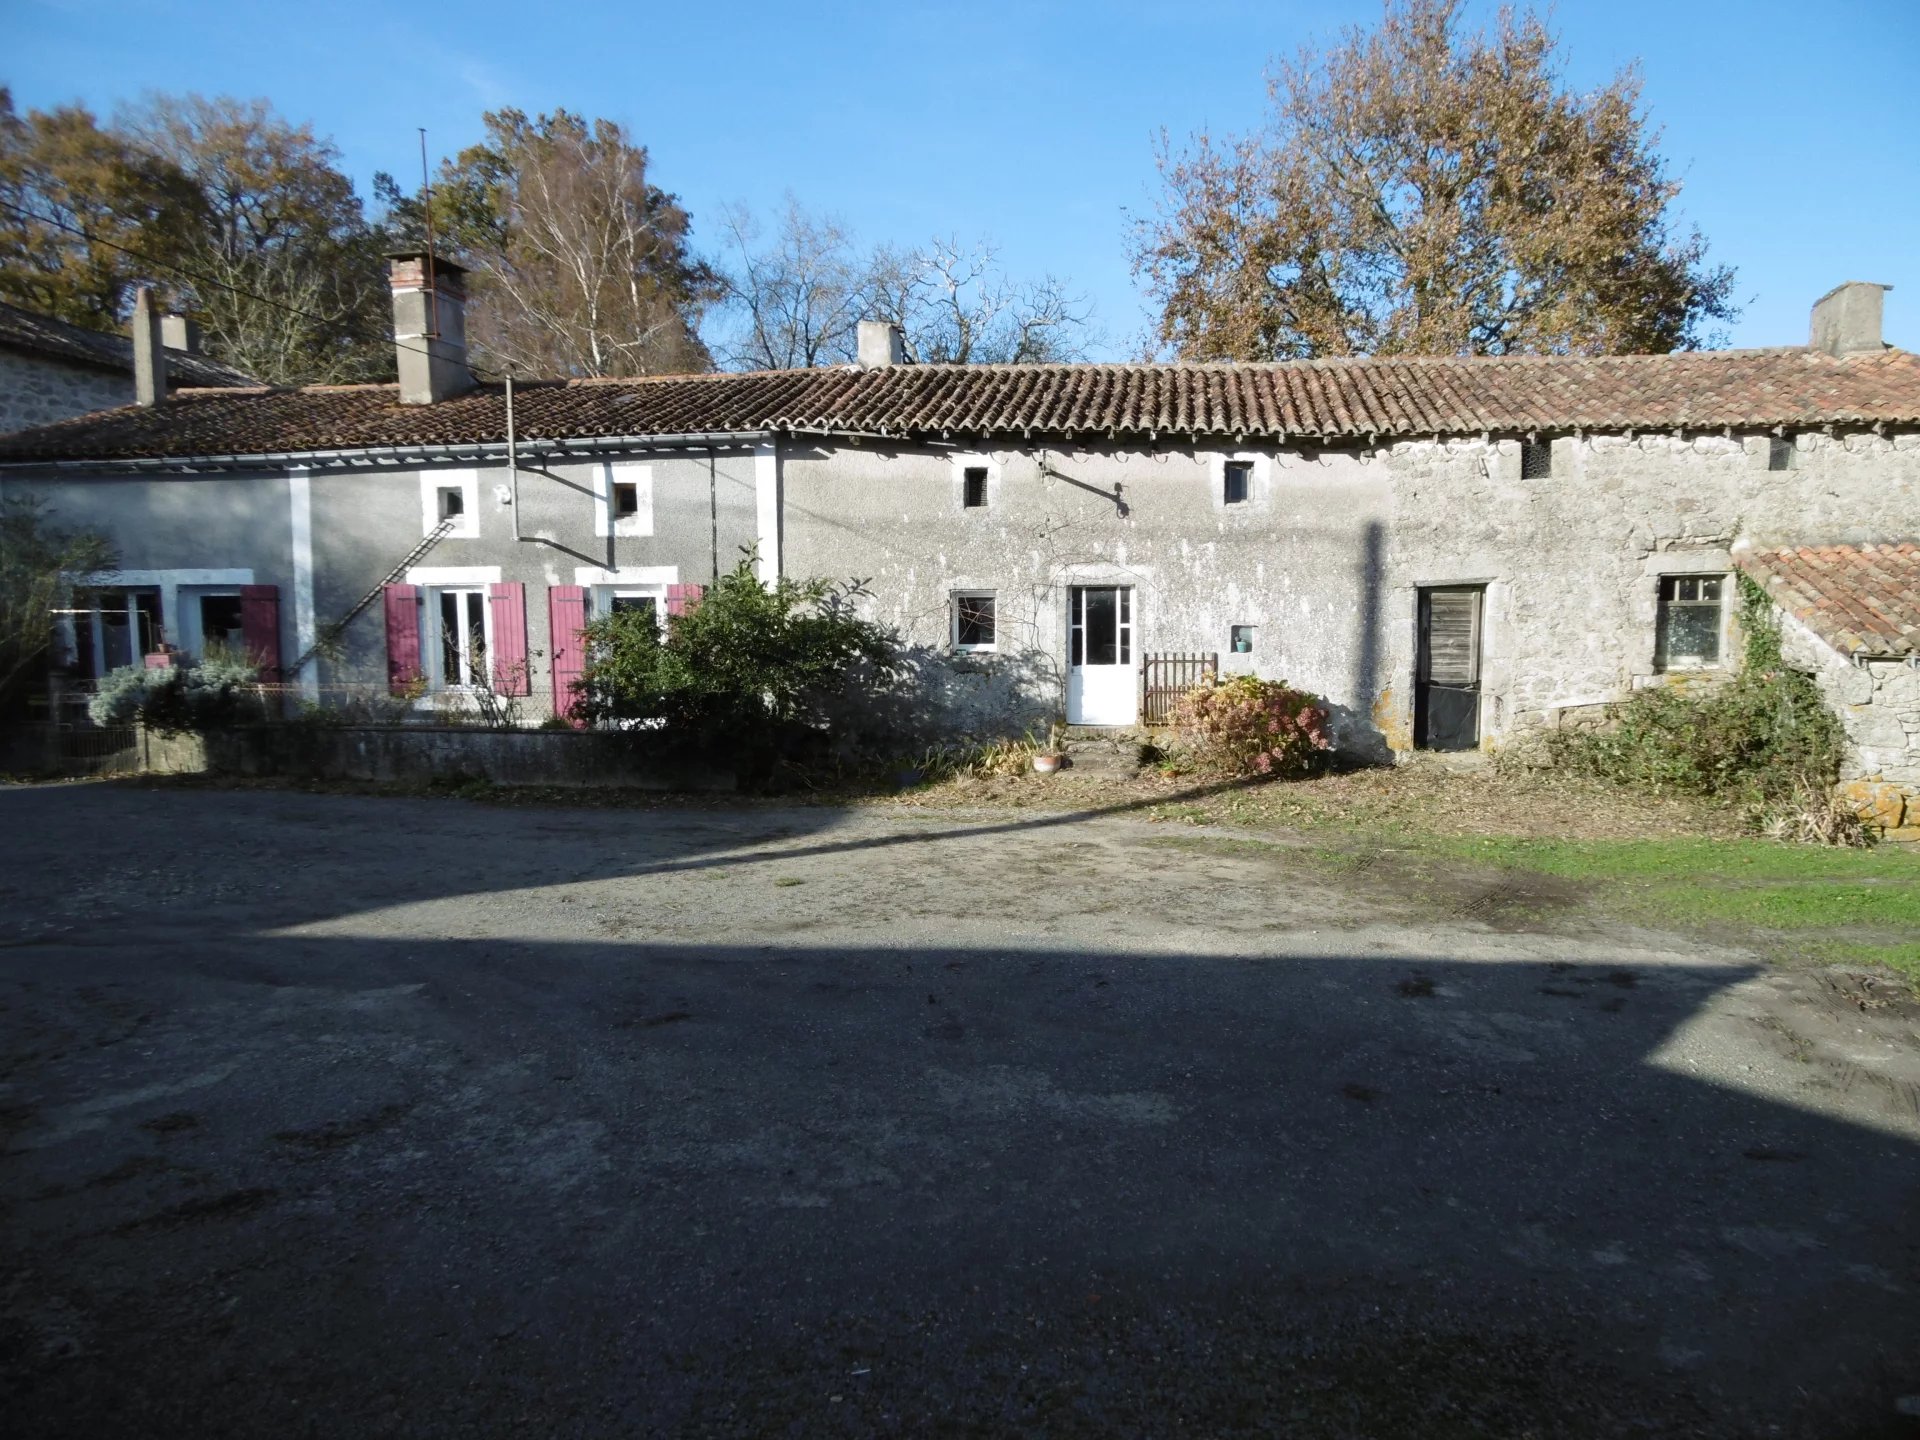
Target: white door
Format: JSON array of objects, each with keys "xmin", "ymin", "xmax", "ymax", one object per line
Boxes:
[{"xmin": 1066, "ymin": 585, "xmax": 1138, "ymax": 725}]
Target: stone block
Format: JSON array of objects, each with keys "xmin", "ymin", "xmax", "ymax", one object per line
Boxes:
[{"xmin": 1836, "ymin": 780, "xmax": 1913, "ymax": 831}]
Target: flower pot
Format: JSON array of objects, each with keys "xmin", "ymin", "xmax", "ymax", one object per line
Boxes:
[{"xmin": 1032, "ymin": 753, "xmax": 1064, "ymax": 774}]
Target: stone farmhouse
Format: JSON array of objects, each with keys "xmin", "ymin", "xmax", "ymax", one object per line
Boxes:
[
  {"xmin": 0, "ymin": 256, "xmax": 1915, "ymax": 829},
  {"xmin": 0, "ymin": 295, "xmax": 256, "ymax": 434}
]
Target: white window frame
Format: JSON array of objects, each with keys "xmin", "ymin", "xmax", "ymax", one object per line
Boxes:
[
  {"xmin": 952, "ymin": 590, "xmax": 998, "ymax": 653},
  {"xmin": 421, "ymin": 469, "xmax": 479, "ymax": 539},
  {"xmin": 1653, "ymin": 572, "xmax": 1731, "ymax": 673},
  {"xmin": 950, "ymin": 451, "xmax": 1001, "ymax": 514},
  {"xmin": 591, "ymin": 583, "xmax": 669, "ymax": 634},
  {"xmin": 424, "ymin": 586, "xmax": 494, "ymax": 691},
  {"xmin": 177, "ymin": 585, "xmax": 246, "ymax": 660},
  {"xmin": 593, "ymin": 462, "xmax": 654, "ymax": 538},
  {"xmin": 1209, "ymin": 450, "xmax": 1270, "ymax": 511}
]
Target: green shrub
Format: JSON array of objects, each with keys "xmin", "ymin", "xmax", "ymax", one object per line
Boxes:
[
  {"xmin": 87, "ymin": 650, "xmax": 265, "ymax": 734},
  {"xmin": 1547, "ymin": 575, "xmax": 1848, "ymax": 825},
  {"xmin": 573, "ymin": 554, "xmax": 901, "ymax": 776},
  {"xmin": 1174, "ymin": 674, "xmax": 1333, "ymax": 778}
]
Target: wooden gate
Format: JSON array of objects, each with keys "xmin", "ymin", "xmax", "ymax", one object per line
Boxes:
[{"xmin": 1140, "ymin": 652, "xmax": 1218, "ymax": 726}]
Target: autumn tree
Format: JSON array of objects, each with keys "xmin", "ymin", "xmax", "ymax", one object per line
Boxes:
[
  {"xmin": 0, "ymin": 89, "xmax": 198, "ymax": 328},
  {"xmin": 383, "ymin": 110, "xmax": 717, "ymax": 378},
  {"xmin": 1131, "ymin": 0, "xmax": 1737, "ymax": 360},
  {"xmin": 124, "ymin": 95, "xmax": 390, "ymax": 384}
]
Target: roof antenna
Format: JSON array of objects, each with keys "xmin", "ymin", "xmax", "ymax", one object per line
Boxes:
[{"xmin": 419, "ymin": 128, "xmax": 439, "ymax": 342}]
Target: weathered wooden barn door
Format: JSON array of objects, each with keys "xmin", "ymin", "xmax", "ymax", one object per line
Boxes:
[{"xmin": 1415, "ymin": 586, "xmax": 1483, "ymax": 751}]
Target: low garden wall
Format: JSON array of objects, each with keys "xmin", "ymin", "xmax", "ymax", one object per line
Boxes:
[{"xmin": 141, "ymin": 724, "xmax": 735, "ymax": 792}]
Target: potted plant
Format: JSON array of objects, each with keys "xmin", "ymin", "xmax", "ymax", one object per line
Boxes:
[{"xmin": 1032, "ymin": 719, "xmax": 1065, "ymax": 774}]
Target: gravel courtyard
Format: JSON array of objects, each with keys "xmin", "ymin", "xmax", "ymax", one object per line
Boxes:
[{"xmin": 3, "ymin": 783, "xmax": 1918, "ymax": 1437}]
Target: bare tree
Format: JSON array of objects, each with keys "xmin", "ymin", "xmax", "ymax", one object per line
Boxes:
[
  {"xmin": 390, "ymin": 110, "xmax": 717, "ymax": 379},
  {"xmin": 1131, "ymin": 0, "xmax": 1737, "ymax": 360},
  {"xmin": 711, "ymin": 197, "xmax": 869, "ymax": 370},
  {"xmin": 868, "ymin": 236, "xmax": 1094, "ymax": 364},
  {"xmin": 709, "ymin": 206, "xmax": 1097, "ymax": 370}
]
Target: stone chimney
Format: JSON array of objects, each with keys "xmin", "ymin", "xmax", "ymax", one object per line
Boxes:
[
  {"xmin": 1810, "ymin": 281, "xmax": 1892, "ymax": 356},
  {"xmin": 160, "ymin": 314, "xmax": 201, "ymax": 354},
  {"xmin": 132, "ymin": 285, "xmax": 166, "ymax": 407},
  {"xmin": 388, "ymin": 252, "xmax": 475, "ymax": 404},
  {"xmin": 857, "ymin": 319, "xmax": 907, "ymax": 369}
]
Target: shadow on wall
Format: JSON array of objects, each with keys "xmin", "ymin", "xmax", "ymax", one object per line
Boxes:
[
  {"xmin": 1, "ymin": 782, "xmax": 1917, "ymax": 1435},
  {"xmin": 828, "ymin": 643, "xmax": 1060, "ymax": 752}
]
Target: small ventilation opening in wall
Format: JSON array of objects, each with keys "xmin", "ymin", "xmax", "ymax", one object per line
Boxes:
[
  {"xmin": 438, "ymin": 487, "xmax": 464, "ymax": 519},
  {"xmin": 963, "ymin": 467, "xmax": 988, "ymax": 508},
  {"xmin": 613, "ymin": 480, "xmax": 640, "ymax": 518},
  {"xmin": 1231, "ymin": 625, "xmax": 1255, "ymax": 653},
  {"xmin": 1520, "ymin": 440, "xmax": 1552, "ymax": 479},
  {"xmin": 1768, "ymin": 436, "xmax": 1795, "ymax": 472}
]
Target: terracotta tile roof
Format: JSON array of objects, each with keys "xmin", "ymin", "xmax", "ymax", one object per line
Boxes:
[
  {"xmin": 2, "ymin": 345, "xmax": 1918, "ymax": 464},
  {"xmin": 1736, "ymin": 543, "xmax": 1920, "ymax": 658},
  {"xmin": 0, "ymin": 301, "xmax": 258, "ymax": 391}
]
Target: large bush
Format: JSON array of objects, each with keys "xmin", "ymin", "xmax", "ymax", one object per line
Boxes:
[
  {"xmin": 1174, "ymin": 674, "xmax": 1333, "ymax": 778},
  {"xmin": 1547, "ymin": 575, "xmax": 1847, "ymax": 824},
  {"xmin": 573, "ymin": 556, "xmax": 901, "ymax": 773},
  {"xmin": 88, "ymin": 650, "xmax": 265, "ymax": 733}
]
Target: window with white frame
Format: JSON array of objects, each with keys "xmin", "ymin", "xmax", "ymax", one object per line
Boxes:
[
  {"xmin": 595, "ymin": 463, "xmax": 654, "ymax": 537},
  {"xmin": 185, "ymin": 589, "xmax": 245, "ymax": 660},
  {"xmin": 421, "ymin": 470, "xmax": 479, "ymax": 538},
  {"xmin": 592, "ymin": 585, "xmax": 666, "ymax": 632},
  {"xmin": 429, "ymin": 587, "xmax": 492, "ymax": 689},
  {"xmin": 1654, "ymin": 574, "xmax": 1726, "ymax": 671},
  {"xmin": 953, "ymin": 591, "xmax": 996, "ymax": 651},
  {"xmin": 70, "ymin": 587, "xmax": 163, "ymax": 677}
]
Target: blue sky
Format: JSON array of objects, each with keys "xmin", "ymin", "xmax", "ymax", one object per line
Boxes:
[{"xmin": 9, "ymin": 0, "xmax": 1917, "ymax": 358}]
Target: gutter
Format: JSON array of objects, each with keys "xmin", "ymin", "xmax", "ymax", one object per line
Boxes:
[{"xmin": 0, "ymin": 429, "xmax": 781, "ymax": 476}]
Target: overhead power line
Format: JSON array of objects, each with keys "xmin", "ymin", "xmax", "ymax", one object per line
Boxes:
[{"xmin": 0, "ymin": 196, "xmax": 505, "ymax": 383}]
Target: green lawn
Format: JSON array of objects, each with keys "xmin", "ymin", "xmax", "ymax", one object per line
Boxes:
[{"xmin": 1415, "ymin": 834, "xmax": 1920, "ymax": 983}]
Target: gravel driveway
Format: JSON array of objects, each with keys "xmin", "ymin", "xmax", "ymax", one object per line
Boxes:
[{"xmin": 2, "ymin": 783, "xmax": 1917, "ymax": 1437}]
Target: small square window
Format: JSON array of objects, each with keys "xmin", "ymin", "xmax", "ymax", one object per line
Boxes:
[
  {"xmin": 438, "ymin": 486, "xmax": 465, "ymax": 519},
  {"xmin": 954, "ymin": 592, "xmax": 996, "ymax": 650},
  {"xmin": 1655, "ymin": 573, "xmax": 1726, "ymax": 671},
  {"xmin": 1520, "ymin": 440, "xmax": 1552, "ymax": 479},
  {"xmin": 613, "ymin": 480, "xmax": 640, "ymax": 518},
  {"xmin": 1230, "ymin": 624, "xmax": 1255, "ymax": 654},
  {"xmin": 1768, "ymin": 436, "xmax": 1795, "ymax": 472},
  {"xmin": 1223, "ymin": 460, "xmax": 1252, "ymax": 505},
  {"xmin": 962, "ymin": 467, "xmax": 988, "ymax": 509}
]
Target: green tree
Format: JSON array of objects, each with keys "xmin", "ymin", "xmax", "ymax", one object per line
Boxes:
[
  {"xmin": 380, "ymin": 109, "xmax": 717, "ymax": 377},
  {"xmin": 0, "ymin": 88, "xmax": 198, "ymax": 327},
  {"xmin": 0, "ymin": 497, "xmax": 113, "ymax": 718},
  {"xmin": 574, "ymin": 556, "xmax": 900, "ymax": 772},
  {"xmin": 124, "ymin": 94, "xmax": 391, "ymax": 384},
  {"xmin": 1131, "ymin": 0, "xmax": 1737, "ymax": 359}
]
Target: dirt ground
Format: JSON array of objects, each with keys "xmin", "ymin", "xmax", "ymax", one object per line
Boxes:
[{"xmin": 3, "ymin": 781, "xmax": 1918, "ymax": 1437}]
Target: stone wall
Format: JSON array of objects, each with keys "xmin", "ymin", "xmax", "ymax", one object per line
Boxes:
[
  {"xmin": 1779, "ymin": 612, "xmax": 1920, "ymax": 840},
  {"xmin": 142, "ymin": 724, "xmax": 734, "ymax": 791},
  {"xmin": 0, "ymin": 350, "xmax": 129, "ymax": 434},
  {"xmin": 780, "ymin": 427, "xmax": 1920, "ymax": 757}
]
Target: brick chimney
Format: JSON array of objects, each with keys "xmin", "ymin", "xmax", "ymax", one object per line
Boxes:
[
  {"xmin": 132, "ymin": 286, "xmax": 166, "ymax": 407},
  {"xmin": 1810, "ymin": 281, "xmax": 1892, "ymax": 356},
  {"xmin": 857, "ymin": 319, "xmax": 907, "ymax": 369},
  {"xmin": 389, "ymin": 252, "xmax": 475, "ymax": 404}
]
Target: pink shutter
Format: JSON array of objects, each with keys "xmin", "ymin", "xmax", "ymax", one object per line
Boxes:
[
  {"xmin": 488, "ymin": 582, "xmax": 530, "ymax": 695},
  {"xmin": 384, "ymin": 584, "xmax": 422, "ymax": 694},
  {"xmin": 666, "ymin": 583, "xmax": 705, "ymax": 617},
  {"xmin": 240, "ymin": 584, "xmax": 282, "ymax": 682},
  {"xmin": 547, "ymin": 585, "xmax": 588, "ymax": 723}
]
